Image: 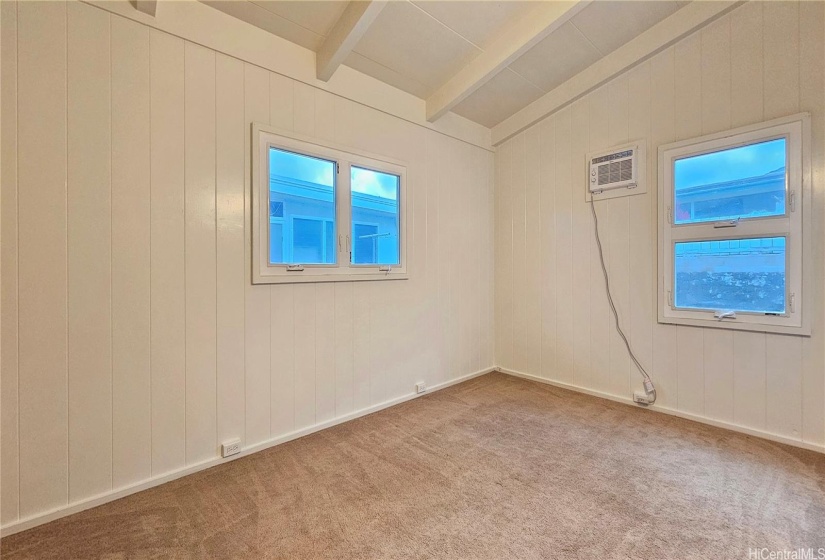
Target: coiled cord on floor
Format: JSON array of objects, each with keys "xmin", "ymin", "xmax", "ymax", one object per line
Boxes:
[{"xmin": 589, "ymin": 199, "xmax": 657, "ymax": 405}]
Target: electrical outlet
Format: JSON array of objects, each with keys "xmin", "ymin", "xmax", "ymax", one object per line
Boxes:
[
  {"xmin": 221, "ymin": 439, "xmax": 241, "ymax": 458},
  {"xmin": 415, "ymin": 382, "xmax": 427, "ymax": 394}
]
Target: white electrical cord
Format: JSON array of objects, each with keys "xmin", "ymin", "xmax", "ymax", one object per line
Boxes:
[{"xmin": 589, "ymin": 199, "xmax": 657, "ymax": 404}]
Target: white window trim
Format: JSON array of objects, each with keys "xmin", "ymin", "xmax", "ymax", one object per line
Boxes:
[
  {"xmin": 252, "ymin": 123, "xmax": 408, "ymax": 284},
  {"xmin": 657, "ymin": 113, "xmax": 811, "ymax": 336}
]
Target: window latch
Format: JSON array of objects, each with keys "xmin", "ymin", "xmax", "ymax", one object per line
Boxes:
[
  {"xmin": 379, "ymin": 265, "xmax": 392, "ymax": 273},
  {"xmin": 713, "ymin": 217, "xmax": 739, "ymax": 228},
  {"xmin": 286, "ymin": 264, "xmax": 304, "ymax": 272},
  {"xmin": 713, "ymin": 310, "xmax": 737, "ymax": 321}
]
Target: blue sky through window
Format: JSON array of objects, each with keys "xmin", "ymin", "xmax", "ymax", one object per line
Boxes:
[
  {"xmin": 674, "ymin": 138, "xmax": 786, "ymax": 191},
  {"xmin": 270, "ymin": 148, "xmax": 334, "ymax": 188},
  {"xmin": 351, "ymin": 167, "xmax": 398, "ymax": 200}
]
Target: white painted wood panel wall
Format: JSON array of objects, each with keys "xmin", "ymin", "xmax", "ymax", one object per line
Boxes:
[
  {"xmin": 0, "ymin": 1, "xmax": 495, "ymax": 529},
  {"xmin": 495, "ymin": 1, "xmax": 825, "ymax": 452}
]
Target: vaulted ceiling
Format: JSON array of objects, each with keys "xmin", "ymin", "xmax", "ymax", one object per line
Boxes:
[{"xmin": 201, "ymin": 0, "xmax": 689, "ymax": 129}]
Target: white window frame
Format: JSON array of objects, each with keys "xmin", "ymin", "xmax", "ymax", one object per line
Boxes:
[
  {"xmin": 657, "ymin": 113, "xmax": 811, "ymax": 336},
  {"xmin": 252, "ymin": 123, "xmax": 408, "ymax": 284}
]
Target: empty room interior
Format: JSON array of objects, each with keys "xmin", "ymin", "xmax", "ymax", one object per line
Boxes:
[{"xmin": 1, "ymin": 0, "xmax": 825, "ymax": 557}]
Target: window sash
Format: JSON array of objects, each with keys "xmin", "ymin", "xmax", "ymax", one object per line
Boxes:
[
  {"xmin": 252, "ymin": 124, "xmax": 407, "ymax": 284},
  {"xmin": 669, "ymin": 234, "xmax": 790, "ymax": 317},
  {"xmin": 658, "ymin": 113, "xmax": 809, "ymax": 335}
]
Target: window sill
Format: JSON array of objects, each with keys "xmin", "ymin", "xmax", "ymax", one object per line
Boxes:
[
  {"xmin": 657, "ymin": 314, "xmax": 810, "ymax": 337},
  {"xmin": 252, "ymin": 270, "xmax": 408, "ymax": 285}
]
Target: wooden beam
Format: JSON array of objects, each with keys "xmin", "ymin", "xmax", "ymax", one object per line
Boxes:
[
  {"xmin": 316, "ymin": 1, "xmax": 386, "ymax": 82},
  {"xmin": 425, "ymin": 1, "xmax": 589, "ymax": 123},
  {"xmin": 491, "ymin": 0, "xmax": 742, "ymax": 146},
  {"xmin": 133, "ymin": 0, "xmax": 157, "ymax": 17}
]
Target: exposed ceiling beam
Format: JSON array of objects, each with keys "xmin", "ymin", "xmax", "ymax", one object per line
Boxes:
[
  {"xmin": 425, "ymin": 1, "xmax": 590, "ymax": 123},
  {"xmin": 317, "ymin": 1, "xmax": 387, "ymax": 82},
  {"xmin": 133, "ymin": 0, "xmax": 157, "ymax": 17},
  {"xmin": 491, "ymin": 0, "xmax": 742, "ymax": 146}
]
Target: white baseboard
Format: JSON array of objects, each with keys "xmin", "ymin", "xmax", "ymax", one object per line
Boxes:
[
  {"xmin": 498, "ymin": 367, "xmax": 825, "ymax": 456},
  {"xmin": 0, "ymin": 367, "xmax": 496, "ymax": 538}
]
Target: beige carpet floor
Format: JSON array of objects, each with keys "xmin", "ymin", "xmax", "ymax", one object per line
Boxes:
[{"xmin": 2, "ymin": 372, "xmax": 824, "ymax": 559}]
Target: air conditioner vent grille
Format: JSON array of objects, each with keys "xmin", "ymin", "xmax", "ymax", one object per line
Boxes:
[{"xmin": 596, "ymin": 158, "xmax": 633, "ymax": 186}]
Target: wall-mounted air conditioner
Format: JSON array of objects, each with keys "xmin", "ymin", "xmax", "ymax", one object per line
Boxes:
[{"xmin": 586, "ymin": 142, "xmax": 646, "ymax": 201}]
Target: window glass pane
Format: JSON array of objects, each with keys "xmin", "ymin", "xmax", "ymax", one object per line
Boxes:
[
  {"xmin": 269, "ymin": 222, "xmax": 283, "ymax": 264},
  {"xmin": 674, "ymin": 138, "xmax": 786, "ymax": 225},
  {"xmin": 269, "ymin": 147, "xmax": 336, "ymax": 265},
  {"xmin": 674, "ymin": 237, "xmax": 785, "ymax": 314},
  {"xmin": 351, "ymin": 166, "xmax": 400, "ymax": 265},
  {"xmin": 352, "ymin": 223, "xmax": 378, "ymax": 264}
]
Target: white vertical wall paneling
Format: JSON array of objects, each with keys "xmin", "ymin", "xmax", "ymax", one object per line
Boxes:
[
  {"xmin": 798, "ymin": 0, "xmax": 825, "ymax": 447},
  {"xmin": 243, "ymin": 63, "xmax": 272, "ymax": 447},
  {"xmin": 460, "ymin": 141, "xmax": 473, "ymax": 378},
  {"xmin": 486, "ymin": 149, "xmax": 496, "ymax": 370},
  {"xmin": 293, "ymin": 286, "xmax": 318, "ymax": 432},
  {"xmin": 762, "ymin": 2, "xmax": 799, "ymax": 121},
  {"xmin": 649, "ymin": 48, "xmax": 678, "ymax": 409},
  {"xmin": 702, "ymin": 330, "xmax": 734, "ymax": 422},
  {"xmin": 700, "ymin": 17, "xmax": 732, "ymax": 136},
  {"xmin": 67, "ymin": 1, "xmax": 113, "ymax": 501},
  {"xmin": 733, "ymin": 331, "xmax": 767, "ymax": 430},
  {"xmin": 352, "ymin": 281, "xmax": 372, "ymax": 411},
  {"xmin": 0, "ymin": 0, "xmax": 20, "ymax": 525},
  {"xmin": 496, "ymin": 139, "xmax": 513, "ymax": 369},
  {"xmin": 525, "ymin": 128, "xmax": 541, "ymax": 377},
  {"xmin": 269, "ymin": 72, "xmax": 294, "ymax": 133},
  {"xmin": 184, "ymin": 42, "xmax": 218, "ymax": 464},
  {"xmin": 314, "ymin": 90, "xmax": 336, "ymax": 143},
  {"xmin": 588, "ymin": 87, "xmax": 611, "ymax": 394},
  {"xmin": 270, "ymin": 284, "xmax": 296, "ymax": 435},
  {"xmin": 626, "ymin": 62, "xmax": 653, "ymax": 396},
  {"xmin": 672, "ymin": 32, "xmax": 704, "ymax": 416},
  {"xmin": 729, "ymin": 1, "xmax": 763, "ymax": 129},
  {"xmin": 507, "ymin": 134, "xmax": 524, "ymax": 373},
  {"xmin": 2, "ymin": 1, "xmax": 498, "ymax": 533},
  {"xmin": 149, "ymin": 29, "xmax": 187, "ymax": 476},
  {"xmin": 762, "ymin": 0, "xmax": 803, "ymax": 440},
  {"xmin": 441, "ymin": 139, "xmax": 458, "ymax": 380},
  {"xmin": 293, "ymin": 81, "xmax": 315, "ymax": 137},
  {"xmin": 570, "ymin": 100, "xmax": 591, "ymax": 389},
  {"xmin": 425, "ymin": 132, "xmax": 443, "ymax": 385},
  {"xmin": 269, "ymin": 70, "xmax": 296, "ymax": 439},
  {"xmin": 494, "ymin": 135, "xmax": 505, "ymax": 368},
  {"xmin": 333, "ymin": 282, "xmax": 354, "ymax": 417},
  {"xmin": 444, "ymin": 138, "xmax": 461, "ymax": 382},
  {"xmin": 766, "ymin": 336, "xmax": 802, "ymax": 439},
  {"xmin": 17, "ymin": 0, "xmax": 69, "ymax": 517},
  {"xmin": 111, "ymin": 15, "xmax": 151, "ymax": 491},
  {"xmin": 315, "ymin": 284, "xmax": 336, "ymax": 424},
  {"xmin": 215, "ymin": 53, "xmax": 247, "ymax": 450},
  {"xmin": 494, "ymin": 1, "xmax": 822, "ymax": 448},
  {"xmin": 606, "ymin": 77, "xmax": 630, "ymax": 397},
  {"xmin": 675, "ymin": 322, "xmax": 704, "ymax": 416},
  {"xmin": 699, "ymin": 17, "xmax": 734, "ymax": 423},
  {"xmin": 554, "ymin": 108, "xmax": 574, "ymax": 385},
  {"xmin": 539, "ymin": 117, "xmax": 556, "ymax": 381},
  {"xmin": 471, "ymin": 147, "xmax": 482, "ymax": 374}
]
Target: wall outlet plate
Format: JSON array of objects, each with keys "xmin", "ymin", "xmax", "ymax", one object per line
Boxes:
[
  {"xmin": 415, "ymin": 382, "xmax": 427, "ymax": 394},
  {"xmin": 221, "ymin": 439, "xmax": 241, "ymax": 458}
]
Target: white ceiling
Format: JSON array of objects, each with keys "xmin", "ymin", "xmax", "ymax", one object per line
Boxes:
[{"xmin": 202, "ymin": 0, "xmax": 689, "ymax": 129}]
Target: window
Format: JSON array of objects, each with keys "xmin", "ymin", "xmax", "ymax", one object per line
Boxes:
[
  {"xmin": 253, "ymin": 124, "xmax": 407, "ymax": 283},
  {"xmin": 658, "ymin": 114, "xmax": 811, "ymax": 335},
  {"xmin": 351, "ymin": 166, "xmax": 400, "ymax": 266}
]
